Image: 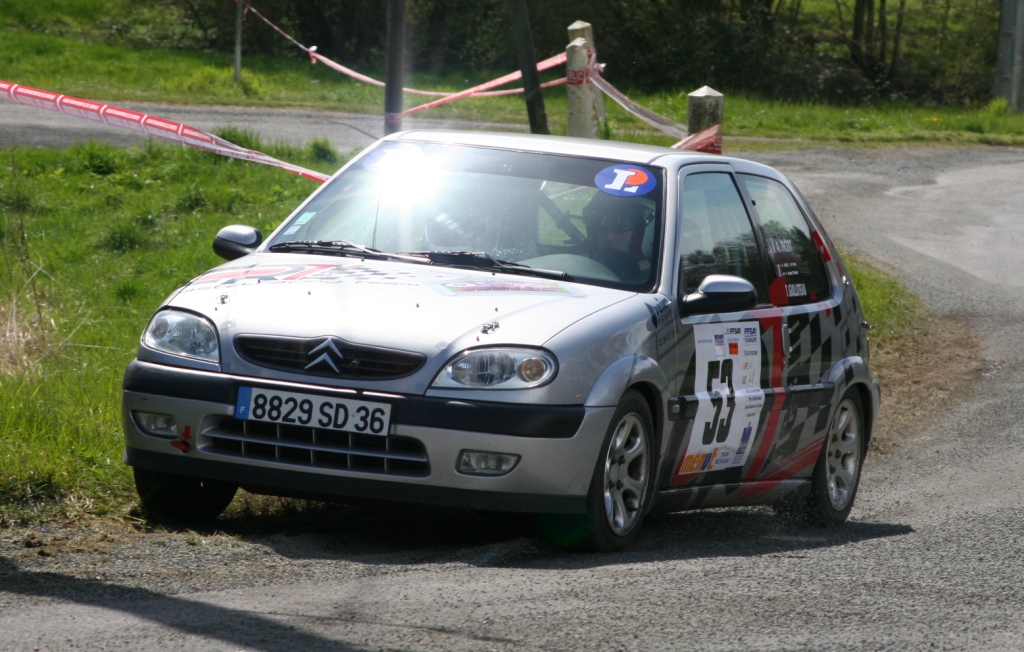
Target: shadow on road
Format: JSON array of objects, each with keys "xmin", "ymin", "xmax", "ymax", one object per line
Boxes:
[
  {"xmin": 165, "ymin": 501, "xmax": 914, "ymax": 570},
  {"xmin": 0, "ymin": 554, "xmax": 356, "ymax": 651}
]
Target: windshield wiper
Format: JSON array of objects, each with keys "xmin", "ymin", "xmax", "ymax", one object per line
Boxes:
[
  {"xmin": 269, "ymin": 240, "xmax": 428, "ymax": 264},
  {"xmin": 400, "ymin": 251, "xmax": 572, "ymax": 281}
]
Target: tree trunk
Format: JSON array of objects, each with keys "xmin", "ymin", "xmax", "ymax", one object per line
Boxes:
[
  {"xmin": 878, "ymin": 0, "xmax": 888, "ymax": 66},
  {"xmin": 887, "ymin": 0, "xmax": 907, "ymax": 81}
]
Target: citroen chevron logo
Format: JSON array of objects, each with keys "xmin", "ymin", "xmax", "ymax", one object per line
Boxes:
[{"xmin": 305, "ymin": 338, "xmax": 344, "ymax": 373}]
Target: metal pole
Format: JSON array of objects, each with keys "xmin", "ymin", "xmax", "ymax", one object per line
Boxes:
[
  {"xmin": 1012, "ymin": 0, "xmax": 1024, "ymax": 112},
  {"xmin": 234, "ymin": 0, "xmax": 243, "ymax": 83},
  {"xmin": 384, "ymin": 0, "xmax": 406, "ymax": 135},
  {"xmin": 995, "ymin": 0, "xmax": 1024, "ymax": 112},
  {"xmin": 508, "ymin": 0, "xmax": 549, "ymax": 134}
]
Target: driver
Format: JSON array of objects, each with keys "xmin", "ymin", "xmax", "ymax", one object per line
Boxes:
[{"xmin": 583, "ymin": 193, "xmax": 652, "ymax": 282}]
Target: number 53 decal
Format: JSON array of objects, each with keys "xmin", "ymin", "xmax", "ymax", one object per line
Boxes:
[{"xmin": 679, "ymin": 322, "xmax": 766, "ymax": 475}]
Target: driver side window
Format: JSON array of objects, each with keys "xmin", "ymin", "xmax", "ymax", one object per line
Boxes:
[{"xmin": 679, "ymin": 172, "xmax": 768, "ymax": 303}]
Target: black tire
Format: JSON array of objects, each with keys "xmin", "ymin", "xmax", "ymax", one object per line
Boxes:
[
  {"xmin": 790, "ymin": 389, "xmax": 867, "ymax": 525},
  {"xmin": 134, "ymin": 467, "xmax": 238, "ymax": 523},
  {"xmin": 541, "ymin": 391, "xmax": 656, "ymax": 552}
]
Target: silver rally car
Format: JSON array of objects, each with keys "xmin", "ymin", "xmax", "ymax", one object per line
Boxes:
[{"xmin": 123, "ymin": 131, "xmax": 880, "ymax": 551}]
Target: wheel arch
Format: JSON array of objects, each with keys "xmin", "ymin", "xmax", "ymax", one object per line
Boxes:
[
  {"xmin": 825, "ymin": 357, "xmax": 879, "ymax": 451},
  {"xmin": 851, "ymin": 380, "xmax": 879, "ymax": 450},
  {"xmin": 623, "ymin": 380, "xmax": 665, "ymax": 503}
]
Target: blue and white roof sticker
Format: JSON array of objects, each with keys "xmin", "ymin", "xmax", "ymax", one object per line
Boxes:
[
  {"xmin": 595, "ymin": 165, "xmax": 657, "ymax": 197},
  {"xmin": 362, "ymin": 142, "xmax": 425, "ymax": 172}
]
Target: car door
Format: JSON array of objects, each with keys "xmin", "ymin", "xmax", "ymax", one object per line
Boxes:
[
  {"xmin": 664, "ymin": 166, "xmax": 792, "ymax": 496},
  {"xmin": 734, "ymin": 172, "xmax": 841, "ymax": 481}
]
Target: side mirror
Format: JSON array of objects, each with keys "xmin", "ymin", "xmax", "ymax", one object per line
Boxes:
[
  {"xmin": 680, "ymin": 274, "xmax": 757, "ymax": 316},
  {"xmin": 213, "ymin": 225, "xmax": 263, "ymax": 261}
]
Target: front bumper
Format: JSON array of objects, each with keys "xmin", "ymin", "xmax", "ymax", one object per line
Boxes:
[{"xmin": 123, "ymin": 360, "xmax": 613, "ymax": 514}]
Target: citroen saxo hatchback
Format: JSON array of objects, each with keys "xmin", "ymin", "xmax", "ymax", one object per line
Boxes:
[{"xmin": 123, "ymin": 131, "xmax": 879, "ymax": 551}]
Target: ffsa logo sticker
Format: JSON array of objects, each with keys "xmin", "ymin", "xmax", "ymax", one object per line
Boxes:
[{"xmin": 595, "ymin": 165, "xmax": 657, "ymax": 197}]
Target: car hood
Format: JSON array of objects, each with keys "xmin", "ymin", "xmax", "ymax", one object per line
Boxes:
[{"xmin": 166, "ymin": 253, "xmax": 633, "ymax": 355}]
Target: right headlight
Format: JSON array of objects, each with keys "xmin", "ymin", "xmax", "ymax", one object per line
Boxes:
[
  {"xmin": 142, "ymin": 309, "xmax": 219, "ymax": 364},
  {"xmin": 432, "ymin": 348, "xmax": 557, "ymax": 389}
]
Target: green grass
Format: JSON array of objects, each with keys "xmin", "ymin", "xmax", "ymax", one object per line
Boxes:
[{"xmin": 0, "ymin": 138, "xmax": 341, "ymax": 525}]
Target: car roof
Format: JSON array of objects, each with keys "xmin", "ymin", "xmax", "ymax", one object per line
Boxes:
[
  {"xmin": 388, "ymin": 130, "xmax": 780, "ymax": 178},
  {"xmin": 390, "ymin": 129, "xmax": 709, "ymax": 165}
]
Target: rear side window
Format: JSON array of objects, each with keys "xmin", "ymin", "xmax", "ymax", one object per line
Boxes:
[
  {"xmin": 738, "ymin": 174, "xmax": 831, "ymax": 306},
  {"xmin": 679, "ymin": 172, "xmax": 768, "ymax": 303}
]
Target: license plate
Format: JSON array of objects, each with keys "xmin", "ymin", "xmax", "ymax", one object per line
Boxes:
[{"xmin": 235, "ymin": 386, "xmax": 392, "ymax": 436}]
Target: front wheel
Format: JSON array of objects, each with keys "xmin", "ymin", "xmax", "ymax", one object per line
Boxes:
[
  {"xmin": 550, "ymin": 391, "xmax": 655, "ymax": 552},
  {"xmin": 134, "ymin": 467, "xmax": 238, "ymax": 523}
]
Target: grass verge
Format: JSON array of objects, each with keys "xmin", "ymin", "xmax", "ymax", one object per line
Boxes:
[
  {"xmin": 0, "ymin": 137, "xmax": 341, "ymax": 526},
  {"xmin": 846, "ymin": 254, "xmax": 981, "ymax": 449}
]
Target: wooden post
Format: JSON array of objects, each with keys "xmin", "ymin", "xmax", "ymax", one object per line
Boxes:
[
  {"xmin": 688, "ymin": 86, "xmax": 723, "ymax": 134},
  {"xmin": 567, "ymin": 20, "xmax": 605, "ymax": 120},
  {"xmin": 566, "ymin": 37, "xmax": 599, "ymax": 138},
  {"xmin": 384, "ymin": 0, "xmax": 406, "ymax": 135},
  {"xmin": 995, "ymin": 0, "xmax": 1024, "ymax": 112},
  {"xmin": 508, "ymin": 0, "xmax": 549, "ymax": 134},
  {"xmin": 234, "ymin": 0, "xmax": 243, "ymax": 83}
]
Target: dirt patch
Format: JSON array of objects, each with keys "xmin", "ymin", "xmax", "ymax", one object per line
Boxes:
[
  {"xmin": 868, "ymin": 311, "xmax": 982, "ymax": 452},
  {"xmin": 0, "ymin": 299, "xmax": 50, "ymax": 378}
]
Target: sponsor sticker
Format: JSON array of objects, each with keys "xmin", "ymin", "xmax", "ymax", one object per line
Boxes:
[
  {"xmin": 430, "ymin": 277, "xmax": 584, "ymax": 297},
  {"xmin": 786, "ymin": 283, "xmax": 808, "ymax": 298},
  {"xmin": 595, "ymin": 165, "xmax": 657, "ymax": 197}
]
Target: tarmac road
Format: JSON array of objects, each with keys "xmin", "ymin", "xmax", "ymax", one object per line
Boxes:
[
  {"xmin": 2, "ymin": 100, "xmax": 1024, "ymax": 651},
  {"xmin": 0, "ymin": 99, "xmax": 524, "ymax": 153}
]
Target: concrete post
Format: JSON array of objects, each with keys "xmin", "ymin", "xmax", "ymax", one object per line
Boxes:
[
  {"xmin": 567, "ymin": 20, "xmax": 605, "ymax": 120},
  {"xmin": 688, "ymin": 86, "xmax": 723, "ymax": 134},
  {"xmin": 566, "ymin": 37, "xmax": 599, "ymax": 138}
]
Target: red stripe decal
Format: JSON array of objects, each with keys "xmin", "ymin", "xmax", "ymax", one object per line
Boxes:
[{"xmin": 744, "ymin": 312, "xmax": 786, "ymax": 481}]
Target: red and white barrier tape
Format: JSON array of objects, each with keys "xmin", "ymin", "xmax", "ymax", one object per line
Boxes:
[
  {"xmin": 583, "ymin": 51, "xmax": 722, "ymax": 154},
  {"xmin": 0, "ymin": 80, "xmax": 330, "ymax": 183},
  {"xmin": 403, "ymin": 52, "xmax": 568, "ymax": 114},
  {"xmin": 589, "ymin": 69, "xmax": 688, "ymax": 141},
  {"xmin": 671, "ymin": 123, "xmax": 723, "ymax": 154},
  {"xmin": 238, "ymin": 0, "xmax": 567, "ymax": 104}
]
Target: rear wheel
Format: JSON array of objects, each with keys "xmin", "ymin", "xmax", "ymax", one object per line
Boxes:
[
  {"xmin": 801, "ymin": 389, "xmax": 866, "ymax": 525},
  {"xmin": 134, "ymin": 467, "xmax": 238, "ymax": 523}
]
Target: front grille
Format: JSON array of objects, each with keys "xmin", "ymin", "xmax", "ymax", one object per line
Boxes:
[
  {"xmin": 202, "ymin": 417, "xmax": 430, "ymax": 477},
  {"xmin": 234, "ymin": 335, "xmax": 426, "ymax": 380}
]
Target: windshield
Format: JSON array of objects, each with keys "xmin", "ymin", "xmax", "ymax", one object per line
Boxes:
[{"xmin": 268, "ymin": 141, "xmax": 665, "ymax": 290}]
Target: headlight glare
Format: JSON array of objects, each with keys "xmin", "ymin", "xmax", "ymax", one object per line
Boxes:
[
  {"xmin": 434, "ymin": 348, "xmax": 556, "ymax": 389},
  {"xmin": 451, "ymin": 351, "xmax": 517, "ymax": 386},
  {"xmin": 143, "ymin": 310, "xmax": 219, "ymax": 363}
]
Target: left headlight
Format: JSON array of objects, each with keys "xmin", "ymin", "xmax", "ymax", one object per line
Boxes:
[
  {"xmin": 432, "ymin": 348, "xmax": 557, "ymax": 389},
  {"xmin": 142, "ymin": 309, "xmax": 219, "ymax": 363}
]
